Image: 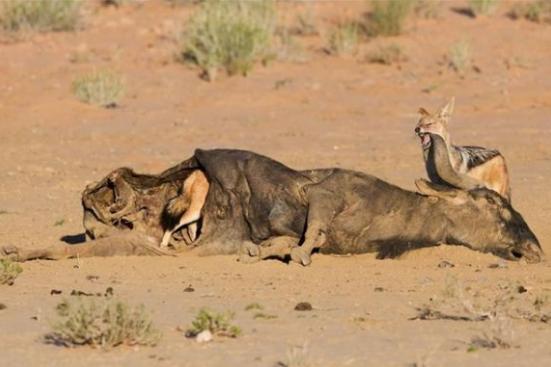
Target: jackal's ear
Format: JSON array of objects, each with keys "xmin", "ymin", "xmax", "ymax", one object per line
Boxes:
[
  {"xmin": 418, "ymin": 107, "xmax": 431, "ymax": 117},
  {"xmin": 415, "ymin": 178, "xmax": 468, "ymax": 205},
  {"xmin": 437, "ymin": 97, "xmax": 455, "ymax": 121}
]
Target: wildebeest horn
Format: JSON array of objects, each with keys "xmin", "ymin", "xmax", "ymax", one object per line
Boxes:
[{"xmin": 429, "ymin": 133, "xmax": 485, "ymax": 191}]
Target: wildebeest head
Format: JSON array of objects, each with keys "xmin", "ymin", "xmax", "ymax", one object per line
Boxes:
[{"xmin": 416, "ymin": 179, "xmax": 543, "ymax": 263}]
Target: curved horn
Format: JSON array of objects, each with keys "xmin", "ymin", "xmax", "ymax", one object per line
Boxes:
[{"xmin": 428, "ymin": 133, "xmax": 485, "ymax": 191}]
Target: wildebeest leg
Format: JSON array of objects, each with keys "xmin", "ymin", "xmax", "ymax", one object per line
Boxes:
[
  {"xmin": 1, "ymin": 233, "xmax": 173, "ymax": 262},
  {"xmin": 238, "ymin": 236, "xmax": 300, "ymax": 263},
  {"xmin": 290, "ymin": 188, "xmax": 337, "ymax": 266},
  {"xmin": 259, "ymin": 236, "xmax": 300, "ymax": 260}
]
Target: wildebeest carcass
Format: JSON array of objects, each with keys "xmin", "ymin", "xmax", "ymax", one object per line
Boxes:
[{"xmin": 1, "ymin": 149, "xmax": 543, "ymax": 264}]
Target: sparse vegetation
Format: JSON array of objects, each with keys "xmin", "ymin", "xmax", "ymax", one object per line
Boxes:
[
  {"xmin": 469, "ymin": 315, "xmax": 515, "ymax": 350},
  {"xmin": 448, "ymin": 40, "xmax": 472, "ymax": 73},
  {"xmin": 244, "ymin": 302, "xmax": 264, "ymax": 311},
  {"xmin": 292, "ymin": 10, "xmax": 318, "ymax": 36},
  {"xmin": 253, "ymin": 312, "xmax": 277, "ymax": 320},
  {"xmin": 46, "ymin": 297, "xmax": 161, "ymax": 348},
  {"xmin": 180, "ymin": 0, "xmax": 276, "ymax": 81},
  {"xmin": 328, "ymin": 22, "xmax": 359, "ymax": 55},
  {"xmin": 0, "ymin": 258, "xmax": 22, "ymax": 286},
  {"xmin": 186, "ymin": 308, "xmax": 241, "ymax": 338},
  {"xmin": 413, "ymin": 0, "xmax": 441, "ymax": 19},
  {"xmin": 366, "ymin": 0, "xmax": 412, "ymax": 37},
  {"xmin": 469, "ymin": 0, "xmax": 498, "ymax": 17},
  {"xmin": 0, "ymin": 0, "xmax": 82, "ymax": 33},
  {"xmin": 274, "ymin": 28, "xmax": 307, "ymax": 63},
  {"xmin": 276, "ymin": 343, "xmax": 311, "ymax": 367},
  {"xmin": 367, "ymin": 44, "xmax": 407, "ymax": 65},
  {"xmin": 509, "ymin": 0, "xmax": 551, "ymax": 23},
  {"xmin": 414, "ymin": 279, "xmax": 551, "ymax": 353},
  {"xmin": 72, "ymin": 70, "xmax": 125, "ymax": 108},
  {"xmin": 54, "ymin": 219, "xmax": 65, "ymax": 226}
]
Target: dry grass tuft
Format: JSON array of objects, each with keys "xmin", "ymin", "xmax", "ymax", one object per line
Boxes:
[
  {"xmin": 448, "ymin": 40, "xmax": 472, "ymax": 73},
  {"xmin": 367, "ymin": 44, "xmax": 407, "ymax": 65},
  {"xmin": 276, "ymin": 343, "xmax": 312, "ymax": 367},
  {"xmin": 0, "ymin": 0, "xmax": 82, "ymax": 33},
  {"xmin": 509, "ymin": 0, "xmax": 551, "ymax": 23},
  {"xmin": 46, "ymin": 297, "xmax": 161, "ymax": 348},
  {"xmin": 328, "ymin": 22, "xmax": 360, "ymax": 55},
  {"xmin": 366, "ymin": 0, "xmax": 412, "ymax": 37},
  {"xmin": 186, "ymin": 308, "xmax": 241, "ymax": 338},
  {"xmin": 0, "ymin": 258, "xmax": 22, "ymax": 286},
  {"xmin": 413, "ymin": 0, "xmax": 441, "ymax": 19},
  {"xmin": 469, "ymin": 0, "xmax": 498, "ymax": 17},
  {"xmin": 72, "ymin": 70, "xmax": 125, "ymax": 108}
]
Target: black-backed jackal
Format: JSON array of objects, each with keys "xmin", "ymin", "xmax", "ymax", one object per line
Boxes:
[
  {"xmin": 160, "ymin": 170, "xmax": 209, "ymax": 248},
  {"xmin": 415, "ymin": 98, "xmax": 511, "ymax": 200}
]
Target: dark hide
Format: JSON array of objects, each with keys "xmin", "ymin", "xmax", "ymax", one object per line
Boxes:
[{"xmin": 1, "ymin": 149, "xmax": 542, "ymax": 264}]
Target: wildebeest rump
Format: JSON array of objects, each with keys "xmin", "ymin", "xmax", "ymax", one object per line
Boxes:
[{"xmin": 1, "ymin": 149, "xmax": 543, "ymax": 264}]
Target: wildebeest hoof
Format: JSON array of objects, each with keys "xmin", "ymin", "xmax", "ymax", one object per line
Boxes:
[
  {"xmin": 238, "ymin": 242, "xmax": 260, "ymax": 264},
  {"xmin": 290, "ymin": 247, "xmax": 311, "ymax": 266}
]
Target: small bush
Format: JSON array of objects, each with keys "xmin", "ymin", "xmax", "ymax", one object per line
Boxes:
[
  {"xmin": 0, "ymin": 0, "xmax": 82, "ymax": 33},
  {"xmin": 181, "ymin": 0, "xmax": 276, "ymax": 81},
  {"xmin": 367, "ymin": 44, "xmax": 406, "ymax": 65},
  {"xmin": 0, "ymin": 258, "xmax": 22, "ymax": 286},
  {"xmin": 328, "ymin": 22, "xmax": 359, "ymax": 55},
  {"xmin": 469, "ymin": 0, "xmax": 498, "ymax": 17},
  {"xmin": 509, "ymin": 0, "xmax": 551, "ymax": 23},
  {"xmin": 448, "ymin": 40, "xmax": 472, "ymax": 73},
  {"xmin": 47, "ymin": 297, "xmax": 161, "ymax": 348},
  {"xmin": 187, "ymin": 308, "xmax": 241, "ymax": 338},
  {"xmin": 72, "ymin": 70, "xmax": 124, "ymax": 108},
  {"xmin": 366, "ymin": 0, "xmax": 412, "ymax": 37}
]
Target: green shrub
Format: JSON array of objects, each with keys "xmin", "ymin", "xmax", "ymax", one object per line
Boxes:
[
  {"xmin": 181, "ymin": 0, "xmax": 276, "ymax": 81},
  {"xmin": 328, "ymin": 22, "xmax": 359, "ymax": 55},
  {"xmin": 469, "ymin": 0, "xmax": 498, "ymax": 16},
  {"xmin": 47, "ymin": 298, "xmax": 161, "ymax": 348},
  {"xmin": 187, "ymin": 308, "xmax": 241, "ymax": 338},
  {"xmin": 0, "ymin": 258, "xmax": 22, "ymax": 286},
  {"xmin": 366, "ymin": 0, "xmax": 412, "ymax": 37},
  {"xmin": 72, "ymin": 70, "xmax": 125, "ymax": 108},
  {"xmin": 0, "ymin": 0, "xmax": 82, "ymax": 33},
  {"xmin": 367, "ymin": 44, "xmax": 406, "ymax": 65}
]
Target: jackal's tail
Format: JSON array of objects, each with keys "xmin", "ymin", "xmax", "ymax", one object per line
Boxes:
[{"xmin": 166, "ymin": 194, "xmax": 191, "ymax": 217}]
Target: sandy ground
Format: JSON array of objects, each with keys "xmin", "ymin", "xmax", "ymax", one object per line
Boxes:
[{"xmin": 1, "ymin": 1, "xmax": 551, "ymax": 366}]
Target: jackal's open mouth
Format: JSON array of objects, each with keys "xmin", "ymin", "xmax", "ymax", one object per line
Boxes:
[{"xmin": 418, "ymin": 133, "xmax": 431, "ymax": 149}]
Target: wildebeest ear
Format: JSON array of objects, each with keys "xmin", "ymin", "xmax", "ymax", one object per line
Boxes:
[
  {"xmin": 415, "ymin": 178, "xmax": 468, "ymax": 205},
  {"xmin": 437, "ymin": 97, "xmax": 455, "ymax": 121},
  {"xmin": 418, "ymin": 107, "xmax": 431, "ymax": 116}
]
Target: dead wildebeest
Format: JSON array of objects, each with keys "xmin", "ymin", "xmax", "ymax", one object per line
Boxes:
[{"xmin": 0, "ymin": 149, "xmax": 543, "ymax": 265}]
